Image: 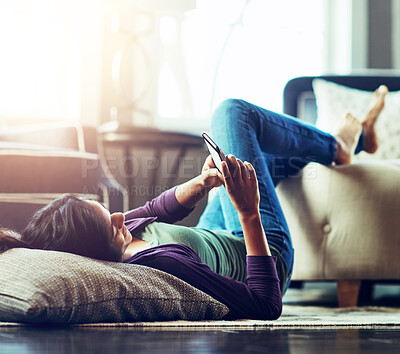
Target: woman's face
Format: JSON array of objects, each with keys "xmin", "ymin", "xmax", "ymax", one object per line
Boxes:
[{"xmin": 86, "ymin": 201, "xmax": 133, "ymax": 260}]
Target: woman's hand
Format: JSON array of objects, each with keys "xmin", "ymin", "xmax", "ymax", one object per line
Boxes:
[
  {"xmin": 221, "ymin": 154, "xmax": 270, "ymax": 256},
  {"xmin": 200, "ymin": 154, "xmax": 224, "ymax": 190},
  {"xmin": 221, "ymin": 154, "xmax": 260, "ymax": 217},
  {"xmin": 175, "ymin": 154, "xmax": 225, "ymax": 209}
]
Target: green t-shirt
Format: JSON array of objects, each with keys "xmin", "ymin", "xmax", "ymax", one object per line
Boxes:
[{"xmin": 136, "ymin": 222, "xmax": 247, "ymax": 283}]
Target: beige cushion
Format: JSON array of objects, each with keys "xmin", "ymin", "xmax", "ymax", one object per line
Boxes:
[
  {"xmin": 276, "ymin": 160, "xmax": 400, "ymax": 280},
  {"xmin": 0, "ymin": 248, "xmax": 228, "ymax": 324},
  {"xmin": 312, "ymin": 78, "xmax": 400, "ymax": 161}
]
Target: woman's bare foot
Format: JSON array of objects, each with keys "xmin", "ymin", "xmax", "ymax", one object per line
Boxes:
[
  {"xmin": 334, "ymin": 113, "xmax": 362, "ymax": 165},
  {"xmin": 361, "ymin": 85, "xmax": 388, "ymax": 153}
]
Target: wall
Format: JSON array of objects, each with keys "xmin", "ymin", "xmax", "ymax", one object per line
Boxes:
[
  {"xmin": 325, "ymin": 0, "xmax": 398, "ymax": 72},
  {"xmin": 368, "ymin": 0, "xmax": 392, "ymax": 68}
]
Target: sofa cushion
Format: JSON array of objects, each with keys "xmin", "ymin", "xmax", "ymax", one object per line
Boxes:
[
  {"xmin": 0, "ymin": 248, "xmax": 228, "ymax": 324},
  {"xmin": 0, "ymin": 124, "xmax": 82, "ymax": 151},
  {"xmin": 312, "ymin": 78, "xmax": 400, "ymax": 160},
  {"xmin": 276, "ymin": 160, "xmax": 400, "ymax": 280}
]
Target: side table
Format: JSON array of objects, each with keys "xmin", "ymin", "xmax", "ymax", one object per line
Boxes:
[{"xmin": 99, "ymin": 124, "xmax": 206, "ymax": 210}]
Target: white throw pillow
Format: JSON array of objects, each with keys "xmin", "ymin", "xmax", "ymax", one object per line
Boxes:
[{"xmin": 312, "ymin": 78, "xmax": 400, "ymax": 160}]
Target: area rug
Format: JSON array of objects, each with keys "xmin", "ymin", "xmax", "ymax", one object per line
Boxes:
[
  {"xmin": 1, "ymin": 305, "xmax": 399, "ymax": 329},
  {"xmin": 76, "ymin": 305, "xmax": 400, "ymax": 329}
]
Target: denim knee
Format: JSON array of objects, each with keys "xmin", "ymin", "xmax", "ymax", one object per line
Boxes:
[{"xmin": 211, "ymin": 99, "xmax": 254, "ymax": 135}]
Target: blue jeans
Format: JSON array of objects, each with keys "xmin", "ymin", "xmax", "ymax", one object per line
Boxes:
[{"xmin": 197, "ymin": 99, "xmax": 364, "ymax": 291}]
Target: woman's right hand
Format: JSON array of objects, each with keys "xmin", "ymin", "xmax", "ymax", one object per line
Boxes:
[{"xmin": 221, "ymin": 155, "xmax": 260, "ymax": 218}]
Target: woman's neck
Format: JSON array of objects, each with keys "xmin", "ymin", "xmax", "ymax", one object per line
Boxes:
[{"xmin": 122, "ymin": 236, "xmax": 150, "ymax": 262}]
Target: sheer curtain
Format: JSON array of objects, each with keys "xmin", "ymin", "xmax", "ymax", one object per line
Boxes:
[
  {"xmin": 0, "ymin": 0, "xmax": 327, "ymax": 129},
  {"xmin": 156, "ymin": 0, "xmax": 325, "ymax": 132}
]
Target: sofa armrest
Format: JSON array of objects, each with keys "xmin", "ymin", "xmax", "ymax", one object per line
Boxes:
[{"xmin": 0, "ymin": 123, "xmax": 84, "ymax": 151}]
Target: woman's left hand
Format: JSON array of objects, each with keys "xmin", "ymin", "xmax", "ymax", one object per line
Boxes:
[
  {"xmin": 221, "ymin": 154, "xmax": 260, "ymax": 217},
  {"xmin": 200, "ymin": 155, "xmax": 224, "ymax": 189}
]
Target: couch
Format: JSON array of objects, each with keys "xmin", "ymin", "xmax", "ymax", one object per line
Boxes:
[
  {"xmin": 0, "ymin": 122, "xmax": 128, "ymax": 231},
  {"xmin": 276, "ymin": 74, "xmax": 400, "ymax": 306}
]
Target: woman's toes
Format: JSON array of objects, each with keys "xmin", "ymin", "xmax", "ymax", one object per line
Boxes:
[
  {"xmin": 334, "ymin": 114, "xmax": 362, "ymax": 165},
  {"xmin": 361, "ymin": 85, "xmax": 388, "ymax": 154}
]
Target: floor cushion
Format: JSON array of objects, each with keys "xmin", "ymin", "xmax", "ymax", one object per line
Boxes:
[{"xmin": 0, "ymin": 248, "xmax": 228, "ymax": 324}]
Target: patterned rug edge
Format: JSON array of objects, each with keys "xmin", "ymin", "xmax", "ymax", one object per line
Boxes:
[{"xmin": 1, "ymin": 306, "xmax": 399, "ymax": 329}]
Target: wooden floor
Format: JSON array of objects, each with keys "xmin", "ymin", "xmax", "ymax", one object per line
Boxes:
[{"xmin": 1, "ymin": 327, "xmax": 400, "ymax": 353}]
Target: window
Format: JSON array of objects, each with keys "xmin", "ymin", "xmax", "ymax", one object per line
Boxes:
[
  {"xmin": 156, "ymin": 0, "xmax": 325, "ymax": 132},
  {"xmin": 0, "ymin": 1, "xmax": 84, "ymax": 123},
  {"xmin": 0, "ymin": 0, "xmax": 358, "ymax": 130}
]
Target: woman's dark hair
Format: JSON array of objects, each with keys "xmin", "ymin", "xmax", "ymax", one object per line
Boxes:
[
  {"xmin": 13, "ymin": 194, "xmax": 120, "ymax": 261},
  {"xmin": 0, "ymin": 228, "xmax": 31, "ymax": 253}
]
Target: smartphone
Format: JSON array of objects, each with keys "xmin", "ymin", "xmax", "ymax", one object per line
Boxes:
[{"xmin": 202, "ymin": 132, "xmax": 224, "ymax": 172}]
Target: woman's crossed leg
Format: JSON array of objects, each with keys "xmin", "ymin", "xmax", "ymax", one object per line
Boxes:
[{"xmin": 197, "ymin": 91, "xmax": 387, "ymax": 291}]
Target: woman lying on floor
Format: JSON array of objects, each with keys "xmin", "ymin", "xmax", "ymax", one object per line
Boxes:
[{"xmin": 0, "ymin": 86, "xmax": 387, "ymax": 320}]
